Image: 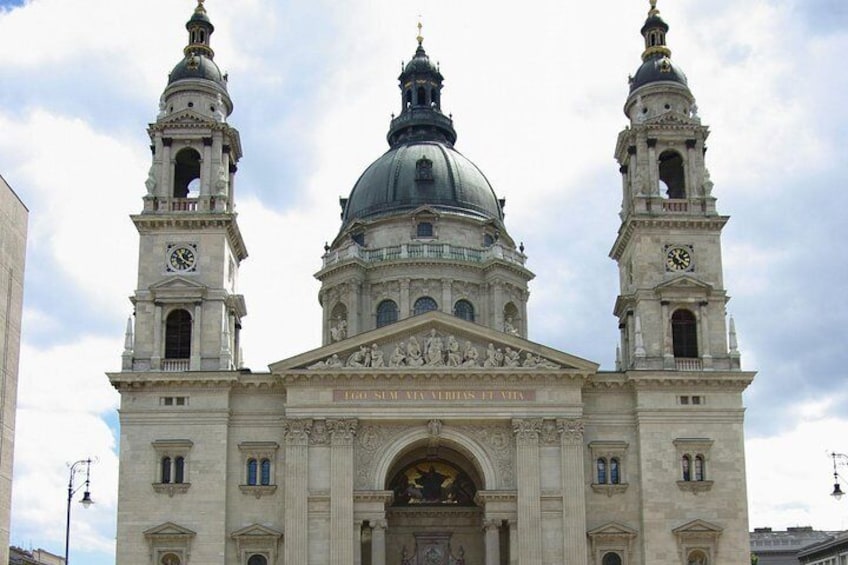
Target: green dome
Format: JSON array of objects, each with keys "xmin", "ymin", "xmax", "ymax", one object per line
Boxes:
[{"xmin": 341, "ymin": 141, "xmax": 503, "ymax": 226}]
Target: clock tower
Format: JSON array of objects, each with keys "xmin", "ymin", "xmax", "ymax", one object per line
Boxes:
[
  {"xmin": 124, "ymin": 0, "xmax": 247, "ymax": 372},
  {"xmin": 610, "ymin": 0, "xmax": 740, "ymax": 372}
]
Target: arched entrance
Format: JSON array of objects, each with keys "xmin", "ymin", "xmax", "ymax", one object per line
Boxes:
[{"xmin": 374, "ymin": 444, "xmax": 485, "ymax": 565}]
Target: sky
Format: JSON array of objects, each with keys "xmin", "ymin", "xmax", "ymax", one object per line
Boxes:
[{"xmin": 0, "ymin": 0, "xmax": 847, "ymax": 563}]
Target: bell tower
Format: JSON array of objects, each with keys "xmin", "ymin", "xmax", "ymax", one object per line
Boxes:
[
  {"xmin": 123, "ymin": 0, "xmax": 247, "ymax": 372},
  {"xmin": 610, "ymin": 0, "xmax": 740, "ymax": 372}
]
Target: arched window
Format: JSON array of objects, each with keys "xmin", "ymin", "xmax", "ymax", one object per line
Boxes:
[
  {"xmin": 682, "ymin": 455, "xmax": 691, "ymax": 481},
  {"xmin": 413, "ymin": 296, "xmax": 438, "ymax": 316},
  {"xmin": 165, "ymin": 309, "xmax": 192, "ymax": 359},
  {"xmin": 417, "ymin": 86, "xmax": 426, "ymax": 106},
  {"xmin": 247, "ymin": 458, "xmax": 258, "ymax": 485},
  {"xmin": 161, "ymin": 457, "xmax": 172, "ymax": 484},
  {"xmin": 671, "ymin": 309, "xmax": 698, "ymax": 358},
  {"xmin": 610, "ymin": 458, "xmax": 620, "ymax": 484},
  {"xmin": 160, "ymin": 553, "xmax": 182, "ymax": 565},
  {"xmin": 453, "ymin": 300, "xmax": 474, "ymax": 322},
  {"xmin": 260, "ymin": 459, "xmax": 271, "ymax": 486},
  {"xmin": 659, "ymin": 150, "xmax": 686, "ymax": 198},
  {"xmin": 174, "ymin": 456, "xmax": 185, "ymax": 484},
  {"xmin": 173, "ymin": 148, "xmax": 201, "ymax": 198},
  {"xmin": 248, "ymin": 555, "xmax": 268, "ymax": 565},
  {"xmin": 694, "ymin": 455, "xmax": 705, "ymax": 481},
  {"xmin": 596, "ymin": 458, "xmax": 607, "ymax": 484},
  {"xmin": 602, "ymin": 553, "xmax": 622, "ymax": 565},
  {"xmin": 405, "ymin": 90, "xmax": 412, "ymax": 107},
  {"xmin": 431, "ymin": 88, "xmax": 439, "ymax": 107},
  {"xmin": 376, "ymin": 300, "xmax": 399, "ymax": 328},
  {"xmin": 417, "ymin": 222, "xmax": 434, "ymax": 237},
  {"xmin": 687, "ymin": 550, "xmax": 708, "ymax": 565}
]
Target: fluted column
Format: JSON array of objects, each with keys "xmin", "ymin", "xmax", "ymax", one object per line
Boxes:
[
  {"xmin": 513, "ymin": 418, "xmax": 543, "ymax": 565},
  {"xmin": 484, "ymin": 519, "xmax": 501, "ymax": 565},
  {"xmin": 371, "ymin": 519, "xmax": 387, "ymax": 565},
  {"xmin": 151, "ymin": 304, "xmax": 162, "ymax": 369},
  {"xmin": 509, "ymin": 520, "xmax": 518, "ymax": 565},
  {"xmin": 329, "ymin": 419, "xmax": 358, "ymax": 564},
  {"xmin": 353, "ymin": 521, "xmax": 363, "ymax": 565},
  {"xmin": 558, "ymin": 419, "xmax": 587, "ymax": 565},
  {"xmin": 283, "ymin": 419, "xmax": 312, "ymax": 565}
]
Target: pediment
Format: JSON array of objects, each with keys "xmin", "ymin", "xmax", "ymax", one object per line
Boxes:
[
  {"xmin": 270, "ymin": 311, "xmax": 598, "ymax": 373},
  {"xmin": 158, "ymin": 109, "xmax": 215, "ymax": 127},
  {"xmin": 231, "ymin": 523, "xmax": 283, "ymax": 540},
  {"xmin": 672, "ymin": 519, "xmax": 723, "ymax": 535},
  {"xmin": 644, "ymin": 111, "xmax": 700, "ymax": 127},
  {"xmin": 144, "ymin": 522, "xmax": 197, "ymax": 538},
  {"xmin": 654, "ymin": 274, "xmax": 713, "ymax": 299},
  {"xmin": 587, "ymin": 522, "xmax": 638, "ymax": 538},
  {"xmin": 149, "ymin": 276, "xmax": 207, "ymax": 301},
  {"xmin": 407, "ymin": 205, "xmax": 442, "ymax": 218}
]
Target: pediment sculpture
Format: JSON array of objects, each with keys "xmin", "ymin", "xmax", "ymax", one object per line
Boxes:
[{"xmin": 308, "ymin": 328, "xmax": 560, "ymax": 370}]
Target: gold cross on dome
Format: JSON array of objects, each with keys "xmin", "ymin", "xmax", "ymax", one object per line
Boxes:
[{"xmin": 417, "ymin": 18, "xmax": 424, "ymax": 46}]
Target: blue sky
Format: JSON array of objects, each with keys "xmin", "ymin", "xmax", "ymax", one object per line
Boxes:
[{"xmin": 1, "ymin": 1, "xmax": 847, "ymax": 564}]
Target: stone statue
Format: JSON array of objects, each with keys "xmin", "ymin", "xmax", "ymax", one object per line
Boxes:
[
  {"xmin": 703, "ymin": 168, "xmax": 714, "ymax": 197},
  {"xmin": 483, "ymin": 343, "xmax": 499, "ymax": 367},
  {"xmin": 503, "ymin": 347, "xmax": 520, "ymax": 367},
  {"xmin": 325, "ymin": 354, "xmax": 343, "ymax": 368},
  {"xmin": 370, "ymin": 343, "xmax": 384, "ymax": 368},
  {"xmin": 424, "ymin": 330, "xmax": 444, "ymax": 366},
  {"xmin": 329, "ymin": 318, "xmax": 347, "ymax": 342},
  {"xmin": 461, "ymin": 341, "xmax": 479, "ymax": 367},
  {"xmin": 446, "ymin": 335, "xmax": 462, "ymax": 367},
  {"xmin": 214, "ymin": 93, "xmax": 226, "ymax": 122},
  {"xmin": 504, "ymin": 316, "xmax": 519, "ymax": 336},
  {"xmin": 214, "ymin": 164, "xmax": 228, "ymax": 195},
  {"xmin": 157, "ymin": 95, "xmax": 167, "ymax": 119},
  {"xmin": 145, "ymin": 166, "xmax": 157, "ymax": 194},
  {"xmin": 390, "ymin": 342, "xmax": 406, "ymax": 367},
  {"xmin": 347, "ymin": 345, "xmax": 370, "ymax": 367},
  {"xmin": 406, "ymin": 336, "xmax": 424, "ymax": 366}
]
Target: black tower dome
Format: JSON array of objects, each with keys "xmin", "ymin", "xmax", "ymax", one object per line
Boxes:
[
  {"xmin": 340, "ymin": 26, "xmax": 504, "ymax": 229},
  {"xmin": 168, "ymin": 0, "xmax": 228, "ymax": 89},
  {"xmin": 629, "ymin": 0, "xmax": 689, "ymax": 94}
]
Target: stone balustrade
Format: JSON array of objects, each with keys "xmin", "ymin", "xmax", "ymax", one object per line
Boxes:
[{"xmin": 322, "ymin": 242, "xmax": 526, "ymax": 269}]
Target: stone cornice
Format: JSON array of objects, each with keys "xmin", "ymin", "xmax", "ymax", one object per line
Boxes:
[
  {"xmin": 610, "ymin": 215, "xmax": 729, "ymax": 260},
  {"xmin": 107, "ymin": 370, "xmax": 242, "ymax": 390},
  {"xmin": 131, "ymin": 212, "xmax": 248, "ymax": 262},
  {"xmin": 625, "ymin": 370, "xmax": 755, "ymax": 391},
  {"xmin": 278, "ymin": 369, "xmax": 591, "ymax": 385}
]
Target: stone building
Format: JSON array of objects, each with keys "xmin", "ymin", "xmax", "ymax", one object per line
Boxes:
[
  {"xmin": 9, "ymin": 546, "xmax": 65, "ymax": 565},
  {"xmin": 0, "ymin": 175, "xmax": 28, "ymax": 565},
  {"xmin": 110, "ymin": 1, "xmax": 755, "ymax": 564},
  {"xmin": 750, "ymin": 527, "xmax": 837, "ymax": 565}
]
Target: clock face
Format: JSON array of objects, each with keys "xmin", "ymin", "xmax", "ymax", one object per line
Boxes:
[
  {"xmin": 666, "ymin": 246, "xmax": 692, "ymax": 271},
  {"xmin": 168, "ymin": 245, "xmax": 196, "ymax": 272}
]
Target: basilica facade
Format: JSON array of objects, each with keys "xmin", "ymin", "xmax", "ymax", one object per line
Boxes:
[{"xmin": 110, "ymin": 2, "xmax": 755, "ymax": 564}]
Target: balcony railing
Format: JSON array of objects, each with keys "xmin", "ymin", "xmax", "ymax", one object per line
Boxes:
[
  {"xmin": 662, "ymin": 199, "xmax": 689, "ymax": 213},
  {"xmin": 162, "ymin": 359, "xmax": 190, "ymax": 371},
  {"xmin": 675, "ymin": 358, "xmax": 703, "ymax": 371},
  {"xmin": 322, "ymin": 242, "xmax": 526, "ymax": 269}
]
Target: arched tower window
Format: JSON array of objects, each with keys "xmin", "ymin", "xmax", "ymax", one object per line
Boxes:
[
  {"xmin": 405, "ymin": 90, "xmax": 412, "ymax": 108},
  {"xmin": 431, "ymin": 88, "xmax": 439, "ymax": 107},
  {"xmin": 413, "ymin": 296, "xmax": 438, "ymax": 316},
  {"xmin": 687, "ymin": 550, "xmax": 708, "ymax": 565},
  {"xmin": 417, "ymin": 86, "xmax": 426, "ymax": 106},
  {"xmin": 376, "ymin": 300, "xmax": 399, "ymax": 328},
  {"xmin": 248, "ymin": 556, "xmax": 268, "ymax": 565},
  {"xmin": 173, "ymin": 148, "xmax": 202, "ymax": 198},
  {"xmin": 453, "ymin": 300, "xmax": 474, "ymax": 322},
  {"xmin": 165, "ymin": 309, "xmax": 192, "ymax": 359},
  {"xmin": 671, "ymin": 309, "xmax": 698, "ymax": 358},
  {"xmin": 659, "ymin": 150, "xmax": 686, "ymax": 198},
  {"xmin": 603, "ymin": 553, "xmax": 622, "ymax": 565}
]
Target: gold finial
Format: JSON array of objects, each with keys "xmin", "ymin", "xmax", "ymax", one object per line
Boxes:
[
  {"xmin": 416, "ymin": 18, "xmax": 424, "ymax": 46},
  {"xmin": 196, "ymin": 0, "xmax": 206, "ymax": 13},
  {"xmin": 649, "ymin": 0, "xmax": 659, "ymax": 16}
]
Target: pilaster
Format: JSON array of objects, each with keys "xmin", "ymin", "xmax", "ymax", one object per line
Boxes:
[
  {"xmin": 329, "ymin": 418, "xmax": 358, "ymax": 564},
  {"xmin": 283, "ymin": 419, "xmax": 312, "ymax": 565},
  {"xmin": 513, "ymin": 418, "xmax": 542, "ymax": 565},
  {"xmin": 558, "ymin": 418, "xmax": 587, "ymax": 565}
]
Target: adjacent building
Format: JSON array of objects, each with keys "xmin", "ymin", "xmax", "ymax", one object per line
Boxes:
[
  {"xmin": 750, "ymin": 527, "xmax": 837, "ymax": 565},
  {"xmin": 0, "ymin": 175, "xmax": 28, "ymax": 565},
  {"xmin": 110, "ymin": 1, "xmax": 755, "ymax": 564}
]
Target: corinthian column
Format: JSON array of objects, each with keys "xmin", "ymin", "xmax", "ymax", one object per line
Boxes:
[
  {"xmin": 513, "ymin": 418, "xmax": 543, "ymax": 565},
  {"xmin": 371, "ymin": 520, "xmax": 387, "ymax": 565},
  {"xmin": 283, "ymin": 419, "xmax": 312, "ymax": 565},
  {"xmin": 329, "ymin": 419, "xmax": 358, "ymax": 564},
  {"xmin": 484, "ymin": 519, "xmax": 501, "ymax": 565},
  {"xmin": 558, "ymin": 419, "xmax": 587, "ymax": 565}
]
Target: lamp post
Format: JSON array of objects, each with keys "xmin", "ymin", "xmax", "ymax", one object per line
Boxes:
[
  {"xmin": 65, "ymin": 458, "xmax": 95, "ymax": 564},
  {"xmin": 829, "ymin": 452, "xmax": 847, "ymax": 501}
]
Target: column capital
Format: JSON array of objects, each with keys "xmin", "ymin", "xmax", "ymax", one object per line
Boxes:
[
  {"xmin": 512, "ymin": 418, "xmax": 543, "ymax": 442},
  {"xmin": 328, "ymin": 418, "xmax": 359, "ymax": 444},
  {"xmin": 371, "ymin": 519, "xmax": 387, "ymax": 531},
  {"xmin": 556, "ymin": 418, "xmax": 584, "ymax": 445},
  {"xmin": 282, "ymin": 418, "xmax": 313, "ymax": 445},
  {"xmin": 483, "ymin": 519, "xmax": 501, "ymax": 532}
]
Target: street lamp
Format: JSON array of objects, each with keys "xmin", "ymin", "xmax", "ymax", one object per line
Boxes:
[
  {"xmin": 65, "ymin": 458, "xmax": 95, "ymax": 564},
  {"xmin": 829, "ymin": 452, "xmax": 847, "ymax": 501}
]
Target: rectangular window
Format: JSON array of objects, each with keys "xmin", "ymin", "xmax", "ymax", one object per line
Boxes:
[
  {"xmin": 692, "ymin": 396, "xmax": 701, "ymax": 405},
  {"xmin": 162, "ymin": 397, "xmax": 174, "ymax": 406},
  {"xmin": 680, "ymin": 396, "xmax": 689, "ymax": 405}
]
